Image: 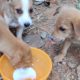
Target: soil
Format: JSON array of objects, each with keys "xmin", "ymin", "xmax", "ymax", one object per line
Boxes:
[{"xmin": 0, "ymin": 0, "xmax": 80, "ymax": 80}]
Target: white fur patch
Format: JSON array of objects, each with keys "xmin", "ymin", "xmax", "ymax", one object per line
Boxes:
[
  {"xmin": 18, "ymin": 0, "xmax": 32, "ymax": 27},
  {"xmin": 13, "ymin": 67, "xmax": 36, "ymax": 80}
]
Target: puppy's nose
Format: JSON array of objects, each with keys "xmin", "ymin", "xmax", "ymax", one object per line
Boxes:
[
  {"xmin": 24, "ymin": 23, "xmax": 30, "ymax": 27},
  {"xmin": 47, "ymin": 34, "xmax": 54, "ymax": 41}
]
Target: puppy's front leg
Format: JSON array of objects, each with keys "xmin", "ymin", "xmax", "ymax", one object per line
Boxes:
[
  {"xmin": 54, "ymin": 39, "xmax": 71, "ymax": 63},
  {"xmin": 9, "ymin": 52, "xmax": 22, "ymax": 67},
  {"xmin": 16, "ymin": 27, "xmax": 24, "ymax": 40}
]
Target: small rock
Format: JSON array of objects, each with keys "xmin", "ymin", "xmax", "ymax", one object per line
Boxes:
[
  {"xmin": 40, "ymin": 32, "xmax": 48, "ymax": 39},
  {"xmin": 23, "ymin": 34, "xmax": 44, "ymax": 48},
  {"xmin": 34, "ymin": 0, "xmax": 44, "ymax": 5},
  {"xmin": 77, "ymin": 65, "xmax": 80, "ymax": 80}
]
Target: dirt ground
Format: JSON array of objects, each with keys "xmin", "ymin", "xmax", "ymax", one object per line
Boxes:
[{"xmin": 0, "ymin": 0, "xmax": 80, "ymax": 80}]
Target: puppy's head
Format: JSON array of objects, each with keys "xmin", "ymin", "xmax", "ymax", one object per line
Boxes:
[
  {"xmin": 0, "ymin": 0, "xmax": 33, "ymax": 28},
  {"xmin": 51, "ymin": 6, "xmax": 80, "ymax": 43},
  {"xmin": 12, "ymin": 0, "xmax": 33, "ymax": 27},
  {"xmin": 0, "ymin": 0, "xmax": 19, "ymax": 27}
]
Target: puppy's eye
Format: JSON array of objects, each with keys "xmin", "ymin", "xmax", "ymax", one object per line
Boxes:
[
  {"xmin": 59, "ymin": 27, "xmax": 66, "ymax": 31},
  {"xmin": 29, "ymin": 8, "xmax": 33, "ymax": 14},
  {"xmin": 16, "ymin": 9, "xmax": 23, "ymax": 14}
]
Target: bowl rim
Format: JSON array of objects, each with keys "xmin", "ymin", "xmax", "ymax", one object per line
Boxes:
[{"xmin": 0, "ymin": 48, "xmax": 53, "ymax": 80}]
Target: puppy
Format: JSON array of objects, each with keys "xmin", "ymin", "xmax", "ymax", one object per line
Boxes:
[
  {"xmin": 51, "ymin": 6, "xmax": 80, "ymax": 63},
  {"xmin": 0, "ymin": 16, "xmax": 36, "ymax": 80},
  {"xmin": 0, "ymin": 0, "xmax": 33, "ymax": 39}
]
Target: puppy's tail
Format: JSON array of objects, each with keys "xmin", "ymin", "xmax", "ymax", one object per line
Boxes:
[{"xmin": 13, "ymin": 67, "xmax": 36, "ymax": 80}]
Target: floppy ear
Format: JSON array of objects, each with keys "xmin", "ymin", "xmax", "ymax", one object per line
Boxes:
[{"xmin": 72, "ymin": 20, "xmax": 80, "ymax": 37}]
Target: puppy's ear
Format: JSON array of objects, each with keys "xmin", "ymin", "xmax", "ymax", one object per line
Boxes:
[{"xmin": 71, "ymin": 20, "xmax": 80, "ymax": 37}]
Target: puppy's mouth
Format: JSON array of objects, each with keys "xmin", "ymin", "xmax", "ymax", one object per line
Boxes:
[{"xmin": 47, "ymin": 34, "xmax": 63, "ymax": 44}]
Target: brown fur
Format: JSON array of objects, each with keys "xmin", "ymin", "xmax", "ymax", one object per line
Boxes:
[
  {"xmin": 0, "ymin": 0, "xmax": 18, "ymax": 27},
  {"xmin": 0, "ymin": 16, "xmax": 32, "ymax": 68},
  {"xmin": 52, "ymin": 6, "xmax": 80, "ymax": 62}
]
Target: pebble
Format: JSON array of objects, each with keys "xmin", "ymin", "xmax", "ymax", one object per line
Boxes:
[
  {"xmin": 34, "ymin": 0, "xmax": 44, "ymax": 5},
  {"xmin": 40, "ymin": 31, "xmax": 48, "ymax": 39},
  {"xmin": 23, "ymin": 34, "xmax": 44, "ymax": 48}
]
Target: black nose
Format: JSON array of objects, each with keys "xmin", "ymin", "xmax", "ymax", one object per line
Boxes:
[{"xmin": 24, "ymin": 23, "xmax": 30, "ymax": 27}]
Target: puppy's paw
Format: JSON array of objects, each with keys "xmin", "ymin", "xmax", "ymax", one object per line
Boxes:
[
  {"xmin": 54, "ymin": 54, "xmax": 64, "ymax": 63},
  {"xmin": 10, "ymin": 58, "xmax": 17, "ymax": 66},
  {"xmin": 10, "ymin": 55, "xmax": 21, "ymax": 67}
]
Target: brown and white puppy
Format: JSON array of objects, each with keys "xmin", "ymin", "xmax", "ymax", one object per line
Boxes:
[
  {"xmin": 0, "ymin": 17, "xmax": 36, "ymax": 80},
  {"xmin": 0, "ymin": 0, "xmax": 53, "ymax": 40},
  {"xmin": 0, "ymin": 0, "xmax": 33, "ymax": 39},
  {"xmin": 51, "ymin": 6, "xmax": 80, "ymax": 63}
]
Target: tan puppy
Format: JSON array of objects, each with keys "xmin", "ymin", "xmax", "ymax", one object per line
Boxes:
[
  {"xmin": 0, "ymin": 0, "xmax": 33, "ymax": 39},
  {"xmin": 0, "ymin": 16, "xmax": 36, "ymax": 79},
  {"xmin": 0, "ymin": 17, "xmax": 32, "ymax": 68},
  {"xmin": 51, "ymin": 6, "xmax": 80, "ymax": 63},
  {"xmin": 0, "ymin": 17, "xmax": 36, "ymax": 80}
]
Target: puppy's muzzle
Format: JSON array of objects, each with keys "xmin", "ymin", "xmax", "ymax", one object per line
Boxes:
[
  {"xmin": 47, "ymin": 34, "xmax": 63, "ymax": 44},
  {"xmin": 47, "ymin": 35, "xmax": 57, "ymax": 42}
]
